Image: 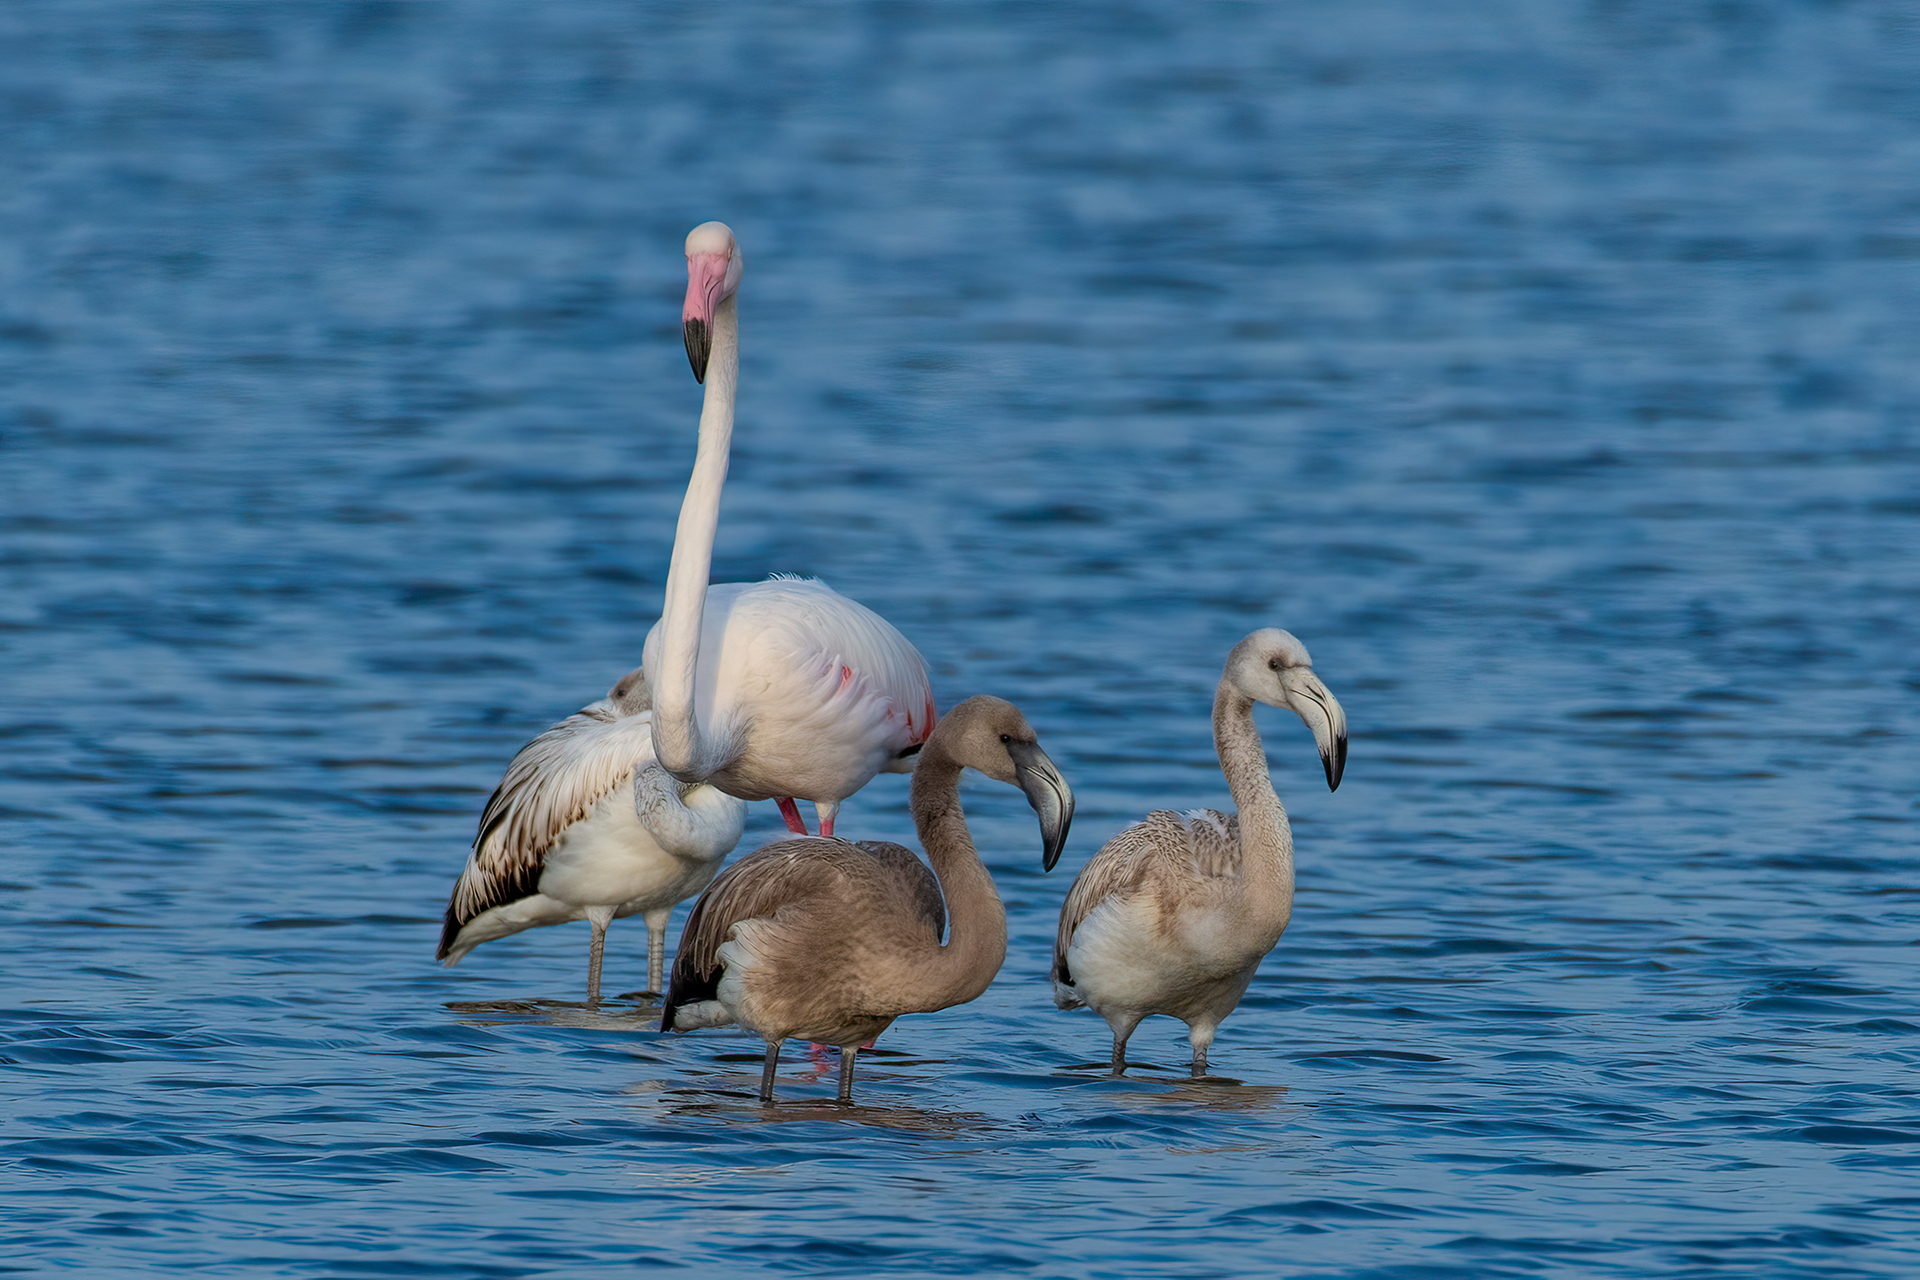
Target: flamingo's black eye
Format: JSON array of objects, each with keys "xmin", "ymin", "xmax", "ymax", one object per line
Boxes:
[
  {"xmin": 1268, "ymin": 658, "xmax": 1280, "ymax": 671},
  {"xmin": 1000, "ymin": 734, "xmax": 1011, "ymax": 743}
]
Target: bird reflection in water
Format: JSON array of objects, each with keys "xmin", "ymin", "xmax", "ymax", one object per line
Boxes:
[
  {"xmin": 1055, "ymin": 1058, "xmax": 1295, "ymax": 1116},
  {"xmin": 443, "ymin": 996, "xmax": 659, "ymax": 1031},
  {"xmin": 626, "ymin": 1068, "xmax": 995, "ymax": 1138}
]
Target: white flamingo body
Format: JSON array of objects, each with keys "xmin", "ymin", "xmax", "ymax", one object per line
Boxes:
[
  {"xmin": 439, "ymin": 673, "xmax": 748, "ymax": 1001},
  {"xmin": 650, "ymin": 222, "xmax": 934, "ymax": 838},
  {"xmin": 641, "ymin": 577, "xmax": 936, "ymax": 812},
  {"xmin": 454, "ymin": 743, "xmax": 744, "ymax": 946}
]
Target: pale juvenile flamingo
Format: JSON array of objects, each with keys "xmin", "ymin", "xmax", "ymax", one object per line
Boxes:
[
  {"xmin": 644, "ymin": 222, "xmax": 936, "ymax": 840},
  {"xmin": 661, "ymin": 696, "xmax": 1074, "ymax": 1104},
  {"xmin": 1052, "ymin": 630, "xmax": 1346, "ymax": 1076},
  {"xmin": 439, "ymin": 667, "xmax": 747, "ymax": 1003}
]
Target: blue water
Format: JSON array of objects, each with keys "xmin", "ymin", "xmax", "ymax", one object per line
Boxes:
[{"xmin": 4, "ymin": 1, "xmax": 1918, "ymax": 1275}]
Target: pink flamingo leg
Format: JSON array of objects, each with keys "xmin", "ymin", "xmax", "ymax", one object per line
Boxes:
[
  {"xmin": 775, "ymin": 797, "xmax": 810, "ymax": 834},
  {"xmin": 818, "ymin": 814, "xmax": 835, "ymax": 839}
]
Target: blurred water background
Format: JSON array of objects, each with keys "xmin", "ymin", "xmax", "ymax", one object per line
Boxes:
[{"xmin": 3, "ymin": 1, "xmax": 1918, "ymax": 1275}]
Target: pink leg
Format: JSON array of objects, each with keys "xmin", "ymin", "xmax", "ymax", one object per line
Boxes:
[
  {"xmin": 776, "ymin": 797, "xmax": 810, "ymax": 835},
  {"xmin": 818, "ymin": 813, "xmax": 835, "ymax": 839}
]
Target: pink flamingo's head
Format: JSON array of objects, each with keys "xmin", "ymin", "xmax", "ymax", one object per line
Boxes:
[{"xmin": 682, "ymin": 221, "xmax": 743, "ymax": 383}]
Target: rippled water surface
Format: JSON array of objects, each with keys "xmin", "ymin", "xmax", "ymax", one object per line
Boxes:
[{"xmin": 5, "ymin": 2, "xmax": 1919, "ymax": 1275}]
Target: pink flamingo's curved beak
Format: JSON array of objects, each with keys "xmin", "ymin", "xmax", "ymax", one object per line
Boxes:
[{"xmin": 682, "ymin": 253, "xmax": 731, "ymax": 383}]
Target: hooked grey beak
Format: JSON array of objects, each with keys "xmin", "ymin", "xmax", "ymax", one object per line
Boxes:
[
  {"xmin": 684, "ymin": 318, "xmax": 711, "ymax": 384},
  {"xmin": 1006, "ymin": 739, "xmax": 1074, "ymax": 872},
  {"xmin": 1282, "ymin": 668, "xmax": 1348, "ymax": 791}
]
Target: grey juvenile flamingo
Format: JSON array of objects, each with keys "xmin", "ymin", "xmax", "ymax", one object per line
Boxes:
[
  {"xmin": 1051, "ymin": 629, "xmax": 1346, "ymax": 1075},
  {"xmin": 662, "ymin": 696, "xmax": 1074, "ymax": 1103}
]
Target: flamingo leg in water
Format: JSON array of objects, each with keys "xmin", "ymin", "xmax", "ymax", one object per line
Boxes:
[
  {"xmin": 837, "ymin": 1046, "xmax": 858, "ymax": 1104},
  {"xmin": 645, "ymin": 917, "xmax": 666, "ymax": 998},
  {"xmin": 759, "ymin": 1039, "xmax": 784, "ymax": 1104},
  {"xmin": 585, "ymin": 923, "xmax": 605, "ymax": 1006},
  {"xmin": 1110, "ymin": 1016, "xmax": 1141, "ymax": 1076},
  {"xmin": 584, "ymin": 906, "xmax": 616, "ymax": 1006},
  {"xmin": 775, "ymin": 797, "xmax": 810, "ymax": 834}
]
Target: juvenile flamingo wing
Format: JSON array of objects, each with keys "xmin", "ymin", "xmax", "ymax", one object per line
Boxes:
[
  {"xmin": 660, "ymin": 837, "xmax": 947, "ymax": 1031},
  {"xmin": 439, "ymin": 703, "xmax": 656, "ymax": 951},
  {"xmin": 1051, "ymin": 810, "xmax": 1228, "ymax": 986},
  {"xmin": 662, "ymin": 838, "xmax": 863, "ymax": 1026},
  {"xmin": 850, "ymin": 840, "xmax": 946, "ymax": 937}
]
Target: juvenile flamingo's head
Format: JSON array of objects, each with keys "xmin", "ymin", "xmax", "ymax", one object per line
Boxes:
[
  {"xmin": 682, "ymin": 221, "xmax": 743, "ymax": 383},
  {"xmin": 925, "ymin": 696, "xmax": 1076, "ymax": 872},
  {"xmin": 605, "ymin": 665, "xmax": 650, "ymax": 716},
  {"xmin": 1226, "ymin": 628, "xmax": 1349, "ymax": 791}
]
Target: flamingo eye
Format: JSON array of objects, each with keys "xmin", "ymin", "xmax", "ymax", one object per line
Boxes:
[
  {"xmin": 999, "ymin": 734, "xmax": 1011, "ymax": 743},
  {"xmin": 1268, "ymin": 658, "xmax": 1280, "ymax": 671}
]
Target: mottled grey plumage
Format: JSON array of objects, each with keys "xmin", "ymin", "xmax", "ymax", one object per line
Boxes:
[
  {"xmin": 1051, "ymin": 630, "xmax": 1346, "ymax": 1076},
  {"xmin": 1052, "ymin": 809, "xmax": 1242, "ymax": 988}
]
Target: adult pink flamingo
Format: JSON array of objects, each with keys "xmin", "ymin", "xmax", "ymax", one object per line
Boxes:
[{"xmin": 644, "ymin": 222, "xmax": 935, "ymax": 839}]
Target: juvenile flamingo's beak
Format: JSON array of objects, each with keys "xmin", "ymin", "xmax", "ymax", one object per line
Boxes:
[
  {"xmin": 1282, "ymin": 668, "xmax": 1348, "ymax": 791},
  {"xmin": 682, "ymin": 252, "xmax": 731, "ymax": 383},
  {"xmin": 1007, "ymin": 740, "xmax": 1075, "ymax": 872}
]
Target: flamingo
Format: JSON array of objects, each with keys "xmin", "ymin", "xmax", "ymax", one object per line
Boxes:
[
  {"xmin": 643, "ymin": 221, "xmax": 936, "ymax": 840},
  {"xmin": 661, "ymin": 696, "xmax": 1074, "ymax": 1104},
  {"xmin": 1051, "ymin": 629, "xmax": 1346, "ymax": 1076},
  {"xmin": 438, "ymin": 667, "xmax": 748, "ymax": 1003}
]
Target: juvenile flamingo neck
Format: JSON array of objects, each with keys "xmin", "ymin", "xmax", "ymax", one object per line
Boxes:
[
  {"xmin": 654, "ymin": 294, "xmax": 738, "ymax": 783},
  {"xmin": 907, "ymin": 741, "xmax": 1008, "ymax": 1011},
  {"xmin": 1213, "ymin": 680, "xmax": 1295, "ymax": 932}
]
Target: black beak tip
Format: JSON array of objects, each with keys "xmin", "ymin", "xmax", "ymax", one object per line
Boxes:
[
  {"xmin": 1324, "ymin": 735, "xmax": 1348, "ymax": 792},
  {"xmin": 683, "ymin": 318, "xmax": 710, "ymax": 384},
  {"xmin": 1010, "ymin": 741, "xmax": 1074, "ymax": 874},
  {"xmin": 1042, "ymin": 795, "xmax": 1074, "ymax": 872}
]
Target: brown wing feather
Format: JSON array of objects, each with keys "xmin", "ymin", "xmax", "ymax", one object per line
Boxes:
[
  {"xmin": 1177, "ymin": 808, "xmax": 1244, "ymax": 879},
  {"xmin": 661, "ymin": 837, "xmax": 947, "ymax": 1028},
  {"xmin": 851, "ymin": 840, "xmax": 946, "ymax": 938}
]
